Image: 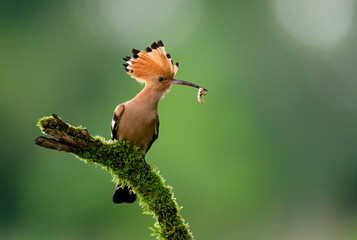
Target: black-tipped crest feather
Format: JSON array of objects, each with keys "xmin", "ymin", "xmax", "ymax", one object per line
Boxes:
[
  {"xmin": 125, "ymin": 41, "xmax": 178, "ymax": 81},
  {"xmin": 157, "ymin": 40, "xmax": 164, "ymax": 47},
  {"xmin": 132, "ymin": 49, "xmax": 140, "ymax": 55},
  {"xmin": 151, "ymin": 42, "xmax": 159, "ymax": 49}
]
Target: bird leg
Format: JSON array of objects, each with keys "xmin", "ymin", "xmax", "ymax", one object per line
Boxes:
[{"xmin": 141, "ymin": 154, "xmax": 150, "ymax": 170}]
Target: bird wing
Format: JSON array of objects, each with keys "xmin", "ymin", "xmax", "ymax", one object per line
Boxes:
[
  {"xmin": 146, "ymin": 120, "xmax": 159, "ymax": 153},
  {"xmin": 111, "ymin": 104, "xmax": 137, "ymax": 204},
  {"xmin": 111, "ymin": 104, "xmax": 125, "ymax": 140}
]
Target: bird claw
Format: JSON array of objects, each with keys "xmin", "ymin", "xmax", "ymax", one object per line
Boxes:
[{"xmin": 141, "ymin": 155, "xmax": 150, "ymax": 170}]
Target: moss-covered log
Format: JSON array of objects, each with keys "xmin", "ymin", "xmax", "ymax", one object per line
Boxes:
[{"xmin": 34, "ymin": 114, "xmax": 193, "ymax": 240}]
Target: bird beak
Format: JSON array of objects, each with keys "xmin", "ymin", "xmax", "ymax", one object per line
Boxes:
[{"xmin": 171, "ymin": 79, "xmax": 207, "ymax": 91}]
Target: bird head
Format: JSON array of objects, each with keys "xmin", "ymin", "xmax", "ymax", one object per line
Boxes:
[{"xmin": 123, "ymin": 40, "xmax": 207, "ymax": 93}]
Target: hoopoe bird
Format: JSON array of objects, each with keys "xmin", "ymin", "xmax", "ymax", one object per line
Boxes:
[{"xmin": 111, "ymin": 40, "xmax": 207, "ymax": 204}]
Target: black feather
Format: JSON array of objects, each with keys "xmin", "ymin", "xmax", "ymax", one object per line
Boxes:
[
  {"xmin": 157, "ymin": 40, "xmax": 164, "ymax": 47},
  {"xmin": 151, "ymin": 42, "xmax": 159, "ymax": 49},
  {"xmin": 132, "ymin": 49, "xmax": 140, "ymax": 55},
  {"xmin": 146, "ymin": 121, "xmax": 159, "ymax": 153},
  {"xmin": 113, "ymin": 185, "xmax": 137, "ymax": 204},
  {"xmin": 123, "ymin": 63, "xmax": 129, "ymax": 72}
]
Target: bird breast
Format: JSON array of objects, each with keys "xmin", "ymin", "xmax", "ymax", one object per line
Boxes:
[{"xmin": 117, "ymin": 103, "xmax": 158, "ymax": 153}]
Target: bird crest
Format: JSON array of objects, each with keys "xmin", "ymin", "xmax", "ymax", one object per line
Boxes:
[{"xmin": 123, "ymin": 40, "xmax": 179, "ymax": 83}]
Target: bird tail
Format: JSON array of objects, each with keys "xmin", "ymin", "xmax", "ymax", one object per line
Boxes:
[{"xmin": 113, "ymin": 184, "xmax": 137, "ymax": 204}]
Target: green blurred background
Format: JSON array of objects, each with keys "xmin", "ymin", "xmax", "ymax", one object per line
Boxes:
[{"xmin": 1, "ymin": 0, "xmax": 357, "ymax": 239}]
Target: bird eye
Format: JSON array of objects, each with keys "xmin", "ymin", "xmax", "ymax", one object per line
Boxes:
[{"xmin": 158, "ymin": 77, "xmax": 164, "ymax": 82}]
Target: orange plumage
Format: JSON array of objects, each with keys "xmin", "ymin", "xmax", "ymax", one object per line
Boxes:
[{"xmin": 123, "ymin": 40, "xmax": 178, "ymax": 84}]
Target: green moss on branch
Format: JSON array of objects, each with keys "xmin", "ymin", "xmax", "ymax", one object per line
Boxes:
[{"xmin": 35, "ymin": 114, "xmax": 193, "ymax": 240}]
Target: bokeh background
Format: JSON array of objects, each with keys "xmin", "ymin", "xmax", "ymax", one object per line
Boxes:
[{"xmin": 1, "ymin": 0, "xmax": 357, "ymax": 239}]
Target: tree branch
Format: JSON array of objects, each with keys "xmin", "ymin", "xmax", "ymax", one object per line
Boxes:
[{"xmin": 34, "ymin": 114, "xmax": 193, "ymax": 240}]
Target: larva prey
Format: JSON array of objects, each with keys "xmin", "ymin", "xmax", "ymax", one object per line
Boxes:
[{"xmin": 197, "ymin": 87, "xmax": 206, "ymax": 104}]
